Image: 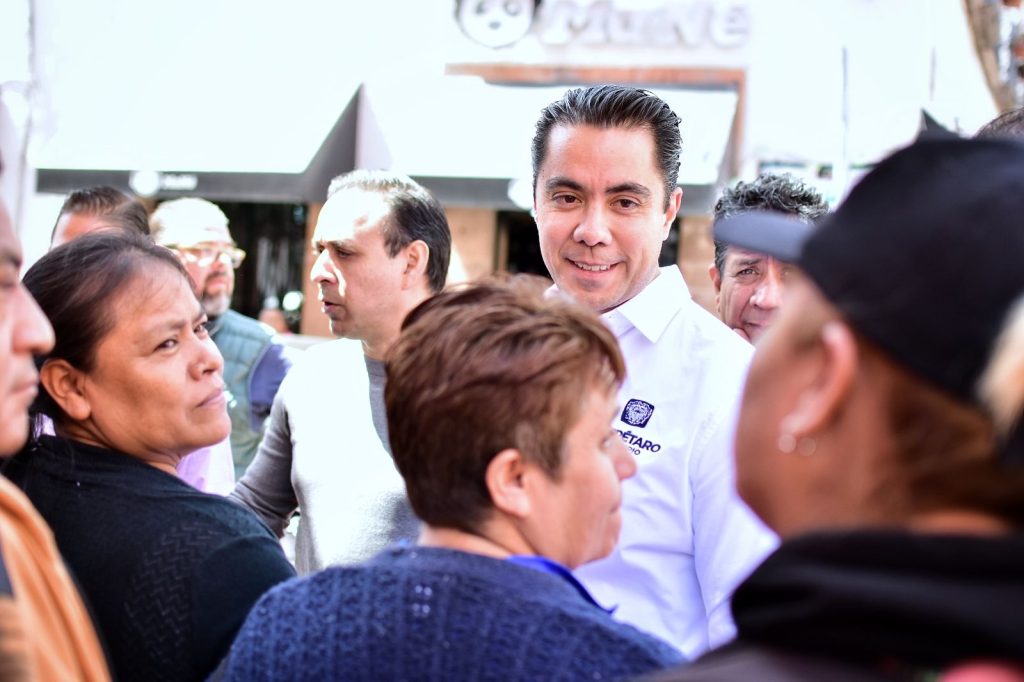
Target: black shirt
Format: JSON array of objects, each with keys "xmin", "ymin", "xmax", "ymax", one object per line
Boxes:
[{"xmin": 6, "ymin": 436, "xmax": 295, "ymax": 682}]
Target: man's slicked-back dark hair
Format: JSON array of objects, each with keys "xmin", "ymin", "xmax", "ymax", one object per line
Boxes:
[
  {"xmin": 51, "ymin": 186, "xmax": 150, "ymax": 241},
  {"xmin": 327, "ymin": 170, "xmax": 451, "ymax": 293},
  {"xmin": 712, "ymin": 173, "xmax": 829, "ymax": 273},
  {"xmin": 532, "ymin": 85, "xmax": 682, "ymax": 209}
]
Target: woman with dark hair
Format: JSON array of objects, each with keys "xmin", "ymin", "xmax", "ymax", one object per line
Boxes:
[
  {"xmin": 649, "ymin": 138, "xmax": 1024, "ymax": 680},
  {"xmin": 8, "ymin": 231, "xmax": 295, "ymax": 682}
]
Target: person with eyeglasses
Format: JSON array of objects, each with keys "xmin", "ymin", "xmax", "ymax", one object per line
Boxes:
[{"xmin": 150, "ymin": 198, "xmax": 292, "ymax": 480}]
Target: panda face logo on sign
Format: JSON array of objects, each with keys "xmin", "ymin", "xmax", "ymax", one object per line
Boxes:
[{"xmin": 456, "ymin": 0, "xmax": 538, "ymax": 48}]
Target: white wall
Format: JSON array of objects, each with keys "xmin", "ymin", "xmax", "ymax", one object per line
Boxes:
[
  {"xmin": 444, "ymin": 0, "xmax": 999, "ymax": 189},
  {"xmin": 18, "ymin": 0, "xmax": 1000, "ymax": 266}
]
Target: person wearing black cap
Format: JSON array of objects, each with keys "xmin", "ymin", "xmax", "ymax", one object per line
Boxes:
[{"xmin": 647, "ymin": 136, "xmax": 1024, "ymax": 680}]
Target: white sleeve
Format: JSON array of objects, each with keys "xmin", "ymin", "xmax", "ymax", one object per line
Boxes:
[{"xmin": 690, "ymin": 395, "xmax": 778, "ymax": 648}]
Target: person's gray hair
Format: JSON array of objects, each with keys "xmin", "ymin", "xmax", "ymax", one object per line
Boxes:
[{"xmin": 712, "ymin": 173, "xmax": 829, "ymax": 272}]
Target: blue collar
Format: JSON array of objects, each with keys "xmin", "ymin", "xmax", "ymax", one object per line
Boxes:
[{"xmin": 506, "ymin": 555, "xmax": 615, "ymax": 614}]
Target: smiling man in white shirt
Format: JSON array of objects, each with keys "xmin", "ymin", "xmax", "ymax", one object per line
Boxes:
[{"xmin": 531, "ymin": 85, "xmax": 777, "ymax": 658}]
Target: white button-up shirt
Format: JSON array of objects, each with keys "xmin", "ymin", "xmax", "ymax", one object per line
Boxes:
[{"xmin": 573, "ymin": 266, "xmax": 778, "ymax": 658}]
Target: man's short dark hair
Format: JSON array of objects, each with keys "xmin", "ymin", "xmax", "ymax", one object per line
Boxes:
[
  {"xmin": 975, "ymin": 107, "xmax": 1024, "ymax": 140},
  {"xmin": 327, "ymin": 170, "xmax": 451, "ymax": 293},
  {"xmin": 532, "ymin": 85, "xmax": 682, "ymax": 209},
  {"xmin": 712, "ymin": 173, "xmax": 829, "ymax": 272},
  {"xmin": 51, "ymin": 186, "xmax": 150, "ymax": 241}
]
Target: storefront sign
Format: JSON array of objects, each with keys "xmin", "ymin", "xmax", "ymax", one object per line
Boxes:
[
  {"xmin": 538, "ymin": 1, "xmax": 749, "ymax": 48},
  {"xmin": 456, "ymin": 0, "xmax": 750, "ymax": 49},
  {"xmin": 129, "ymin": 170, "xmax": 198, "ymax": 196}
]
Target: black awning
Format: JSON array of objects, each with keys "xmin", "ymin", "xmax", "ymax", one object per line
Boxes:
[{"xmin": 35, "ymin": 88, "xmax": 359, "ymax": 204}]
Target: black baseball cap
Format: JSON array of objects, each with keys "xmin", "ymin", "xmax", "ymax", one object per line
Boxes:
[{"xmin": 715, "ymin": 137, "xmax": 1024, "ymax": 460}]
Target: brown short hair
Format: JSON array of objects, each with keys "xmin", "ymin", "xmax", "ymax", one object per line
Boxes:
[
  {"xmin": 385, "ymin": 275, "xmax": 625, "ymax": 533},
  {"xmin": 859, "ymin": 336, "xmax": 1024, "ymax": 527}
]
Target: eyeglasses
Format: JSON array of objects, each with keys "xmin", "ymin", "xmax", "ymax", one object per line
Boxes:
[{"xmin": 173, "ymin": 245, "xmax": 246, "ymax": 269}]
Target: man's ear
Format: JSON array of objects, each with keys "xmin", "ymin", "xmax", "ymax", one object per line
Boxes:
[
  {"xmin": 484, "ymin": 448, "xmax": 532, "ymax": 519},
  {"xmin": 781, "ymin": 320, "xmax": 858, "ymax": 438},
  {"xmin": 39, "ymin": 359, "xmax": 92, "ymax": 421},
  {"xmin": 709, "ymin": 262, "xmax": 723, "ymax": 314},
  {"xmin": 401, "ymin": 240, "xmax": 430, "ymax": 289},
  {"xmin": 709, "ymin": 263, "xmax": 722, "ymax": 292},
  {"xmin": 662, "ymin": 187, "xmax": 683, "ymax": 238}
]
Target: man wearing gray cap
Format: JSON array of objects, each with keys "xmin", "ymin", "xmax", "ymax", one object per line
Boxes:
[
  {"xmin": 709, "ymin": 173, "xmax": 828, "ymax": 343},
  {"xmin": 150, "ymin": 198, "xmax": 292, "ymax": 480}
]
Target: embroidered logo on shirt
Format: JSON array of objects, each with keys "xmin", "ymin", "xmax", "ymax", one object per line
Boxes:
[
  {"xmin": 617, "ymin": 429, "xmax": 662, "ymax": 454},
  {"xmin": 621, "ymin": 399, "xmax": 655, "ymax": 427}
]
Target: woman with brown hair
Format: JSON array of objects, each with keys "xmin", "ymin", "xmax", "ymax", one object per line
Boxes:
[
  {"xmin": 219, "ymin": 276, "xmax": 683, "ymax": 681},
  {"xmin": 652, "ymin": 137, "xmax": 1024, "ymax": 680},
  {"xmin": 10, "ymin": 231, "xmax": 295, "ymax": 682}
]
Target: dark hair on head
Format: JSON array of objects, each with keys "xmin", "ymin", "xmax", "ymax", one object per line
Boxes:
[
  {"xmin": 23, "ymin": 231, "xmax": 188, "ymax": 428},
  {"xmin": 326, "ymin": 170, "xmax": 451, "ymax": 293},
  {"xmin": 51, "ymin": 186, "xmax": 150, "ymax": 242},
  {"xmin": 386, "ymin": 275, "xmax": 625, "ymax": 534},
  {"xmin": 532, "ymin": 85, "xmax": 682, "ymax": 209},
  {"xmin": 976, "ymin": 107, "xmax": 1024, "ymax": 140},
  {"xmin": 712, "ymin": 173, "xmax": 829, "ymax": 272}
]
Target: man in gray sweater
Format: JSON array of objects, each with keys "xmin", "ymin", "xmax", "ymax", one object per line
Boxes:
[{"xmin": 231, "ymin": 170, "xmax": 452, "ymax": 573}]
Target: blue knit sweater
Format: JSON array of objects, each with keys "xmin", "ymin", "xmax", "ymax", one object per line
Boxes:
[{"xmin": 221, "ymin": 546, "xmax": 684, "ymax": 681}]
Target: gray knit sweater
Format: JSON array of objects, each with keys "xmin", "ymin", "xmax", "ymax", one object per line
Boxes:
[
  {"xmin": 220, "ymin": 546, "xmax": 684, "ymax": 681},
  {"xmin": 231, "ymin": 339, "xmax": 419, "ymax": 573}
]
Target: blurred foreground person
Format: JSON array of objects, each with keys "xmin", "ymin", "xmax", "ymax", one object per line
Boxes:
[
  {"xmin": 50, "ymin": 186, "xmax": 148, "ymax": 248},
  {"xmin": 709, "ymin": 173, "xmax": 828, "ymax": 343},
  {"xmin": 220, "ymin": 277, "xmax": 684, "ymax": 681},
  {"xmin": 649, "ymin": 137, "xmax": 1024, "ymax": 680},
  {"xmin": 0, "ymin": 191, "xmax": 109, "ymax": 679},
  {"xmin": 11, "ymin": 232, "xmax": 295, "ymax": 682}
]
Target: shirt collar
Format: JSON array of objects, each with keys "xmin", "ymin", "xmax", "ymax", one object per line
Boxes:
[
  {"xmin": 602, "ymin": 266, "xmax": 689, "ymax": 343},
  {"xmin": 506, "ymin": 555, "xmax": 615, "ymax": 614}
]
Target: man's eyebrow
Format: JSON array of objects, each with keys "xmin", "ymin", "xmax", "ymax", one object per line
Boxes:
[
  {"xmin": 312, "ymin": 237, "xmax": 356, "ymax": 251},
  {"xmin": 606, "ymin": 182, "xmax": 652, "ymax": 198},
  {"xmin": 544, "ymin": 177, "xmax": 585, "ymax": 193},
  {"xmin": 732, "ymin": 256, "xmax": 764, "ymax": 268}
]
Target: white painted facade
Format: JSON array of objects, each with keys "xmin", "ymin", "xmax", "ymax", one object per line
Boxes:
[{"xmin": 0, "ymin": 0, "xmax": 999, "ymax": 264}]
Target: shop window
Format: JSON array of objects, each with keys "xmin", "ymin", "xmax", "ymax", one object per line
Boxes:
[
  {"xmin": 218, "ymin": 202, "xmax": 307, "ymax": 333},
  {"xmin": 499, "ymin": 210, "xmax": 549, "ymax": 278},
  {"xmin": 660, "ymin": 218, "xmax": 681, "ymax": 267}
]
